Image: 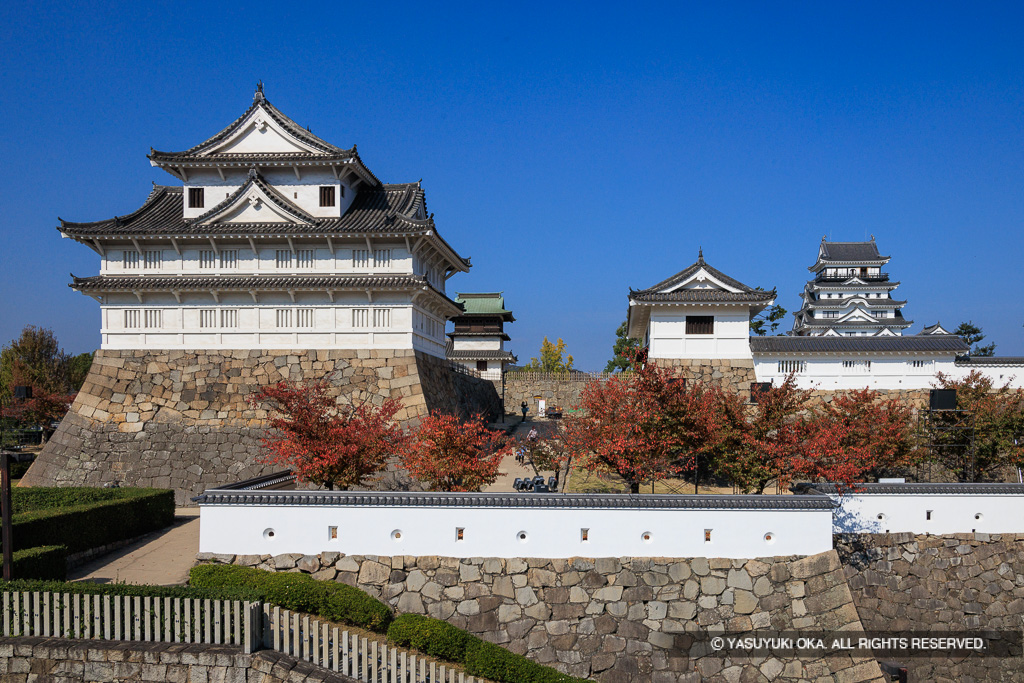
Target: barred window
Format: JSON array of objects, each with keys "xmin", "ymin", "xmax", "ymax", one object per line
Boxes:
[
  {"xmin": 296, "ymin": 249, "xmax": 315, "ymax": 268},
  {"xmin": 275, "ymin": 309, "xmax": 293, "ymax": 328},
  {"xmin": 777, "ymin": 360, "xmax": 806, "ymax": 374},
  {"xmin": 220, "ymin": 309, "xmax": 238, "ymax": 328},
  {"xmin": 220, "ymin": 250, "xmax": 238, "ymax": 269},
  {"xmin": 911, "ymin": 360, "xmax": 930, "ymax": 369},
  {"xmin": 373, "ymin": 249, "xmax": 391, "ymax": 268},
  {"xmin": 188, "ymin": 187, "xmax": 204, "ymax": 208},
  {"xmin": 296, "ymin": 308, "xmax": 314, "ymax": 328},
  {"xmin": 143, "ymin": 309, "xmax": 162, "ymax": 329},
  {"xmin": 352, "ymin": 308, "xmax": 369, "ymax": 328},
  {"xmin": 275, "ymin": 250, "xmax": 293, "ymax": 269},
  {"xmin": 373, "ymin": 308, "xmax": 391, "ymax": 328},
  {"xmin": 199, "ymin": 309, "xmax": 217, "ymax": 328},
  {"xmin": 685, "ymin": 315, "xmax": 714, "ymax": 335},
  {"xmin": 199, "ymin": 250, "xmax": 217, "ymax": 269},
  {"xmin": 143, "ymin": 250, "xmax": 162, "ymax": 270},
  {"xmin": 352, "ymin": 250, "xmax": 370, "ymax": 269},
  {"xmin": 319, "ymin": 186, "xmax": 335, "ymax": 207},
  {"xmin": 124, "ymin": 309, "xmax": 141, "ymax": 328},
  {"xmin": 123, "ymin": 251, "xmax": 140, "ymax": 269}
]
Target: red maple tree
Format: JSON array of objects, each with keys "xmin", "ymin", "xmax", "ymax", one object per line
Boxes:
[
  {"xmin": 795, "ymin": 389, "xmax": 915, "ymax": 490},
  {"xmin": 402, "ymin": 413, "xmax": 508, "ymax": 492},
  {"xmin": 562, "ymin": 349, "xmax": 699, "ymax": 493},
  {"xmin": 248, "ymin": 380, "xmax": 406, "ymax": 490}
]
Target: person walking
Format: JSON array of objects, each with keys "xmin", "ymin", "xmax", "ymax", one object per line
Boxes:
[{"xmin": 520, "ymin": 400, "xmax": 528, "ymax": 421}]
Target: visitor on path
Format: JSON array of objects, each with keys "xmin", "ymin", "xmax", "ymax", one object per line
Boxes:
[
  {"xmin": 527, "ymin": 427, "xmax": 538, "ymax": 444},
  {"xmin": 520, "ymin": 401, "xmax": 528, "ymax": 420}
]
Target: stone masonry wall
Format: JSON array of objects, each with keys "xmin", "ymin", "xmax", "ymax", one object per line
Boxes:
[
  {"xmin": 204, "ymin": 552, "xmax": 885, "ymax": 683},
  {"xmin": 837, "ymin": 533, "xmax": 1024, "ymax": 683},
  {"xmin": 651, "ymin": 359, "xmax": 756, "ymax": 395},
  {"xmin": 0, "ymin": 637, "xmax": 356, "ymax": 682},
  {"xmin": 23, "ymin": 349, "xmax": 500, "ymax": 505}
]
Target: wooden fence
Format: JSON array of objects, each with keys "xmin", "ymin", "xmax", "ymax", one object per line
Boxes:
[{"xmin": 1, "ymin": 590, "xmax": 486, "ymax": 682}]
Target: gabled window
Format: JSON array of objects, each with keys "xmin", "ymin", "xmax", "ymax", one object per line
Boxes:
[
  {"xmin": 319, "ymin": 186, "xmax": 336, "ymax": 207},
  {"xmin": 685, "ymin": 315, "xmax": 714, "ymax": 335},
  {"xmin": 188, "ymin": 187, "xmax": 205, "ymax": 208}
]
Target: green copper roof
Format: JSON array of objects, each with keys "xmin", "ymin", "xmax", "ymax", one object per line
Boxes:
[{"xmin": 454, "ymin": 292, "xmax": 514, "ymax": 318}]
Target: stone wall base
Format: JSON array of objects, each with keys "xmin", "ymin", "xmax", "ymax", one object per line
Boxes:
[
  {"xmin": 23, "ymin": 349, "xmax": 500, "ymax": 505},
  {"xmin": 0, "ymin": 637, "xmax": 353, "ymax": 682},
  {"xmin": 200, "ymin": 551, "xmax": 884, "ymax": 683}
]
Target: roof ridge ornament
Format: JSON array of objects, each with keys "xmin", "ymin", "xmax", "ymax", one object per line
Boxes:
[
  {"xmin": 254, "ymin": 81, "xmax": 265, "ymax": 103},
  {"xmin": 248, "ymin": 166, "xmax": 259, "ymax": 180},
  {"xmin": 697, "ymin": 247, "xmax": 704, "ymax": 264}
]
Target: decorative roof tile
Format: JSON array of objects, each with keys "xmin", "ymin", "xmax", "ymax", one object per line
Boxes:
[
  {"xmin": 630, "ymin": 290, "xmax": 776, "ymax": 303},
  {"xmin": 954, "ymin": 356, "xmax": 1024, "ymax": 366},
  {"xmin": 447, "ymin": 349, "xmax": 518, "ymax": 362},
  {"xmin": 794, "ymin": 482, "xmax": 1024, "ymax": 495},
  {"xmin": 72, "ymin": 274, "xmax": 441, "ymax": 292},
  {"xmin": 633, "ymin": 252, "xmax": 764, "ymax": 296}
]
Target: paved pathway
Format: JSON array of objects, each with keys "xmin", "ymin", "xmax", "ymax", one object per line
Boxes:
[
  {"xmin": 484, "ymin": 418, "xmax": 559, "ymax": 493},
  {"xmin": 69, "ymin": 508, "xmax": 201, "ymax": 586}
]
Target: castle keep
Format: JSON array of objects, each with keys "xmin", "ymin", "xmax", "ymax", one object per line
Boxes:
[{"xmin": 24, "ymin": 86, "xmax": 499, "ymax": 502}]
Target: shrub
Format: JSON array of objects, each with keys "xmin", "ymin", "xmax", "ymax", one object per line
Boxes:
[
  {"xmin": 8, "ymin": 488, "xmax": 174, "ymax": 554},
  {"xmin": 387, "ymin": 613, "xmax": 474, "ymax": 662},
  {"xmin": 388, "ymin": 613, "xmax": 591, "ymax": 683},
  {"xmin": 189, "ymin": 564, "xmax": 392, "ymax": 632},
  {"xmin": 9, "ymin": 545, "xmax": 67, "ymax": 581}
]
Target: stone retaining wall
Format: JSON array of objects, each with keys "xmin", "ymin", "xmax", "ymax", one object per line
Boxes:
[
  {"xmin": 202, "ymin": 552, "xmax": 885, "ymax": 683},
  {"xmin": 0, "ymin": 637, "xmax": 355, "ymax": 682},
  {"xmin": 837, "ymin": 532, "xmax": 1024, "ymax": 683},
  {"xmin": 23, "ymin": 349, "xmax": 500, "ymax": 505}
]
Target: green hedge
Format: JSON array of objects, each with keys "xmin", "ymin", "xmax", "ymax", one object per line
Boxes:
[
  {"xmin": 189, "ymin": 564, "xmax": 392, "ymax": 632},
  {"xmin": 9, "ymin": 546, "xmax": 67, "ymax": 581},
  {"xmin": 8, "ymin": 488, "xmax": 174, "ymax": 555},
  {"xmin": 387, "ymin": 614, "xmax": 590, "ymax": 683}
]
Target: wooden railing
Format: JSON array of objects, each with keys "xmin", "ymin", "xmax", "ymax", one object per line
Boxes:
[{"xmin": 1, "ymin": 590, "xmax": 487, "ymax": 682}]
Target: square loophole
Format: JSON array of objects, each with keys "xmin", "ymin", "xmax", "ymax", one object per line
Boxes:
[
  {"xmin": 456, "ymin": 527, "xmax": 465, "ymax": 542},
  {"xmin": 328, "ymin": 526, "xmax": 338, "ymax": 541},
  {"xmin": 704, "ymin": 529, "xmax": 712, "ymax": 543},
  {"xmin": 581, "ymin": 528, "xmax": 589, "ymax": 542}
]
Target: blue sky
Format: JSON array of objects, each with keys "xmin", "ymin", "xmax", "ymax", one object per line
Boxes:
[{"xmin": 1, "ymin": 2, "xmax": 1022, "ymax": 369}]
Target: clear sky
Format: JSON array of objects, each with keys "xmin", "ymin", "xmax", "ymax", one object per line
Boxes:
[{"xmin": 2, "ymin": 2, "xmax": 1022, "ymax": 369}]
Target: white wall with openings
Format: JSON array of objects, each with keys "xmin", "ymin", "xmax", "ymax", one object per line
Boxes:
[{"xmin": 196, "ymin": 491, "xmax": 835, "ymax": 559}]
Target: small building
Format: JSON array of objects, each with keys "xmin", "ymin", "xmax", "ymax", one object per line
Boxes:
[
  {"xmin": 446, "ymin": 293, "xmax": 517, "ymax": 380},
  {"xmin": 626, "ymin": 251, "xmax": 775, "ymax": 388},
  {"xmin": 792, "ymin": 236, "xmax": 911, "ymax": 337}
]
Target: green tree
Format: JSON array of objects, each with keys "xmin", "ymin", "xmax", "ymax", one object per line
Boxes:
[
  {"xmin": 604, "ymin": 321, "xmax": 641, "ymax": 372},
  {"xmin": 750, "ymin": 303, "xmax": 788, "ymax": 336},
  {"xmin": 0, "ymin": 326, "xmax": 72, "ymax": 401},
  {"xmin": 955, "ymin": 321, "xmax": 996, "ymax": 357},
  {"xmin": 527, "ymin": 337, "xmax": 574, "ymax": 372},
  {"xmin": 67, "ymin": 352, "xmax": 95, "ymax": 392}
]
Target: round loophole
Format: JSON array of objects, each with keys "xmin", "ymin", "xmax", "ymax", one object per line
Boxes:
[
  {"xmin": 641, "ymin": 531, "xmax": 653, "ymax": 544},
  {"xmin": 876, "ymin": 513, "xmax": 886, "ymax": 521},
  {"xmin": 391, "ymin": 529, "xmax": 403, "ymax": 541},
  {"xmin": 517, "ymin": 531, "xmax": 528, "ymax": 543},
  {"xmin": 975, "ymin": 513, "xmax": 983, "ymax": 521},
  {"xmin": 764, "ymin": 532, "xmax": 775, "ymax": 544},
  {"xmin": 263, "ymin": 528, "xmax": 275, "ymax": 540}
]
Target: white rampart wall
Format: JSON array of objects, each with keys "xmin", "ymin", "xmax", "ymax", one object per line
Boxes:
[
  {"xmin": 830, "ymin": 493, "xmax": 1024, "ymax": 534},
  {"xmin": 753, "ymin": 355, "xmax": 959, "ymax": 390},
  {"xmin": 198, "ymin": 502, "xmax": 834, "ymax": 559}
]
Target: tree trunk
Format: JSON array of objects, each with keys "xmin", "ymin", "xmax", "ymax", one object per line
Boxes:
[{"xmin": 629, "ymin": 481, "xmax": 640, "ymax": 494}]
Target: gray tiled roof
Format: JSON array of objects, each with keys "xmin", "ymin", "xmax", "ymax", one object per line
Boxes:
[
  {"xmin": 634, "ymin": 252, "xmax": 764, "ymax": 296},
  {"xmin": 804, "ymin": 299, "xmax": 906, "ymax": 310},
  {"xmin": 793, "ymin": 482, "xmax": 1024, "ymax": 495},
  {"xmin": 71, "ymin": 274, "xmax": 452, "ymax": 297},
  {"xmin": 192, "ymin": 488, "xmax": 836, "ymax": 510},
  {"xmin": 955, "ymin": 356, "xmax": 1024, "ymax": 366},
  {"xmin": 818, "ymin": 241, "xmax": 887, "ymax": 262},
  {"xmin": 630, "ymin": 290, "xmax": 776, "ymax": 303},
  {"xmin": 59, "ymin": 183, "xmax": 431, "ymax": 237},
  {"xmin": 796, "ymin": 319, "xmax": 914, "ymax": 329},
  {"xmin": 750, "ymin": 335, "xmax": 969, "ymax": 354},
  {"xmin": 447, "ymin": 349, "xmax": 518, "ymax": 362}
]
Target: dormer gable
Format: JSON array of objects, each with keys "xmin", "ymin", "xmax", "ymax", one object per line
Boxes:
[
  {"xmin": 205, "ymin": 104, "xmax": 327, "ymax": 156},
  {"xmin": 189, "ymin": 170, "xmax": 314, "ymax": 226}
]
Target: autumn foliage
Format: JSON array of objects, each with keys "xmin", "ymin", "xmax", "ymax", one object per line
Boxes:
[
  {"xmin": 403, "ymin": 413, "xmax": 508, "ymax": 492},
  {"xmin": 248, "ymin": 380, "xmax": 407, "ymax": 490}
]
